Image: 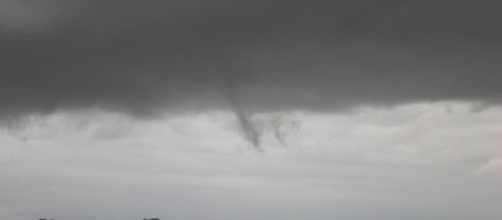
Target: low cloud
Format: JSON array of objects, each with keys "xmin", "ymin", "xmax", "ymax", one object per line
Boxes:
[{"xmin": 1, "ymin": 0, "xmax": 501, "ymax": 119}]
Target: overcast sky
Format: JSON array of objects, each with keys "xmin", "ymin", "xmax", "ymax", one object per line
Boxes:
[{"xmin": 1, "ymin": 1, "xmax": 501, "ymax": 220}]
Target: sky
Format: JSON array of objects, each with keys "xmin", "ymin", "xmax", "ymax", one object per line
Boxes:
[{"xmin": 1, "ymin": 1, "xmax": 501, "ymax": 220}]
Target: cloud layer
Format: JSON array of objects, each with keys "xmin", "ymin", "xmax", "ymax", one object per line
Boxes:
[{"xmin": 1, "ymin": 0, "xmax": 502, "ymax": 118}]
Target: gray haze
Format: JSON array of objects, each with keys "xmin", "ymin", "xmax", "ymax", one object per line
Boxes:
[
  {"xmin": 1, "ymin": 105, "xmax": 502, "ymax": 220},
  {"xmin": 1, "ymin": 0, "xmax": 502, "ymax": 117}
]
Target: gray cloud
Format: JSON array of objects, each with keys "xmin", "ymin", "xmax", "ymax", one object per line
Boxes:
[{"xmin": 1, "ymin": 0, "xmax": 502, "ymax": 118}]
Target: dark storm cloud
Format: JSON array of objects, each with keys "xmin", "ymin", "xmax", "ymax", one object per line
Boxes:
[{"xmin": 1, "ymin": 0, "xmax": 502, "ymax": 117}]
